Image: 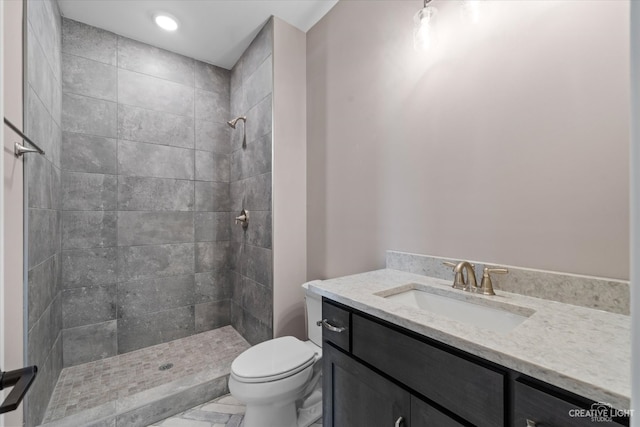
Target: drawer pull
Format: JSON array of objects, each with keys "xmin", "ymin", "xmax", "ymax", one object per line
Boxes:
[
  {"xmin": 526, "ymin": 420, "xmax": 537, "ymax": 427},
  {"xmin": 394, "ymin": 416, "xmax": 404, "ymax": 427},
  {"xmin": 319, "ymin": 319, "xmax": 346, "ymax": 333}
]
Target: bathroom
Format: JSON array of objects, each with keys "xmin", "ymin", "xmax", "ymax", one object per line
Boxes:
[{"xmin": 0, "ymin": 0, "xmax": 638, "ymax": 426}]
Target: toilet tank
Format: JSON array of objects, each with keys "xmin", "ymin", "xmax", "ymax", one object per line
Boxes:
[{"xmin": 302, "ymin": 281, "xmax": 323, "ymax": 347}]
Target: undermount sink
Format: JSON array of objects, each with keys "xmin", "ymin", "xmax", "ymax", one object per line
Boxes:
[{"xmin": 379, "ymin": 286, "xmax": 533, "ymax": 334}]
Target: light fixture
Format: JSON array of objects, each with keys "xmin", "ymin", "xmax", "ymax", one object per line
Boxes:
[
  {"xmin": 413, "ymin": 0, "xmax": 438, "ymax": 52},
  {"xmin": 154, "ymin": 13, "xmax": 178, "ymax": 31}
]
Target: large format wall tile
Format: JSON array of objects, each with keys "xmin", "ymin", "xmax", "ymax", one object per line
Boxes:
[
  {"xmin": 195, "ymin": 301, "xmax": 230, "ymax": 332},
  {"xmin": 62, "ymin": 132, "xmax": 117, "ymax": 174},
  {"xmin": 117, "ymin": 211, "xmax": 194, "ymax": 246},
  {"xmin": 195, "ymin": 270, "xmax": 231, "ymax": 304},
  {"xmin": 244, "ymin": 56, "xmax": 272, "ymax": 110},
  {"xmin": 27, "ymin": 24, "xmax": 54, "ymax": 116},
  {"xmin": 118, "ymin": 140, "xmax": 194, "ymax": 180},
  {"xmin": 118, "ymin": 69, "xmax": 194, "ymax": 117},
  {"xmin": 62, "ymin": 93, "xmax": 117, "ymax": 137},
  {"xmin": 240, "ymin": 19, "xmax": 273, "ymax": 83},
  {"xmin": 62, "ymin": 18, "xmax": 117, "ymax": 65},
  {"xmin": 195, "ymin": 151, "xmax": 229, "ymax": 182},
  {"xmin": 117, "ymin": 177, "xmax": 194, "ymax": 211},
  {"xmin": 117, "ymin": 37, "xmax": 195, "ymax": 86},
  {"xmin": 195, "ymin": 242, "xmax": 230, "ymax": 273},
  {"xmin": 117, "ymin": 275, "xmax": 195, "ymax": 318},
  {"xmin": 28, "ymin": 153, "xmax": 57, "ymax": 209},
  {"xmin": 195, "ymin": 212, "xmax": 230, "ymax": 242},
  {"xmin": 230, "ymin": 133, "xmax": 271, "ymax": 181},
  {"xmin": 62, "ymin": 320, "xmax": 117, "ymax": 366},
  {"xmin": 117, "ymin": 306, "xmax": 195, "ymax": 353},
  {"xmin": 195, "ymin": 181, "xmax": 231, "ymax": 212},
  {"xmin": 117, "ymin": 243, "xmax": 195, "ymax": 282},
  {"xmin": 238, "ymin": 277, "xmax": 272, "ymax": 326},
  {"xmin": 28, "ymin": 254, "xmax": 59, "ymax": 329},
  {"xmin": 118, "ymin": 104, "xmax": 194, "ymax": 149},
  {"xmin": 195, "ymin": 89, "xmax": 229, "ymax": 123},
  {"xmin": 245, "ymin": 94, "xmax": 272, "ymax": 145},
  {"xmin": 195, "ymin": 62, "xmax": 229, "ymax": 95},
  {"xmin": 243, "ymin": 245, "xmax": 272, "ymax": 288},
  {"xmin": 62, "ymin": 210, "xmax": 117, "ymax": 249},
  {"xmin": 62, "ymin": 285, "xmax": 117, "ymax": 328},
  {"xmin": 62, "ymin": 53, "xmax": 116, "ymax": 101},
  {"xmin": 62, "ymin": 248, "xmax": 118, "ymax": 288},
  {"xmin": 196, "ymin": 120, "xmax": 230, "ymax": 153},
  {"xmin": 28, "ymin": 208, "xmax": 59, "ymax": 269},
  {"xmin": 62, "ymin": 172, "xmax": 117, "ymax": 211},
  {"xmin": 245, "ymin": 210, "xmax": 271, "ymax": 249}
]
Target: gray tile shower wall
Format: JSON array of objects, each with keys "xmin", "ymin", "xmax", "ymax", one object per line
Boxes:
[
  {"xmin": 25, "ymin": 0, "xmax": 64, "ymax": 425},
  {"xmin": 60, "ymin": 18, "xmax": 233, "ymax": 365},
  {"xmin": 229, "ymin": 19, "xmax": 274, "ymax": 345}
]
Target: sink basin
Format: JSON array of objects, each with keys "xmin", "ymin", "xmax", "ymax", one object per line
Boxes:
[{"xmin": 381, "ymin": 287, "xmax": 532, "ymax": 334}]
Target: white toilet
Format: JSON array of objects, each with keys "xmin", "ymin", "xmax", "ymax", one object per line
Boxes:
[{"xmin": 228, "ymin": 281, "xmax": 323, "ymax": 427}]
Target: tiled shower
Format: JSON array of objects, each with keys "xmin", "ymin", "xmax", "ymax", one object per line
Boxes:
[{"xmin": 24, "ymin": 0, "xmax": 275, "ymax": 424}]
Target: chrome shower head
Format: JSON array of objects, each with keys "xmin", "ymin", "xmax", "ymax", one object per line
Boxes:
[{"xmin": 227, "ymin": 116, "xmax": 246, "ymax": 129}]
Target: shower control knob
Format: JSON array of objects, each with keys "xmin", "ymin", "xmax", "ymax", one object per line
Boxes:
[{"xmin": 235, "ymin": 209, "xmax": 249, "ymax": 229}]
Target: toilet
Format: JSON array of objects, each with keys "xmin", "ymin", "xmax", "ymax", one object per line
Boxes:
[{"xmin": 228, "ymin": 281, "xmax": 323, "ymax": 427}]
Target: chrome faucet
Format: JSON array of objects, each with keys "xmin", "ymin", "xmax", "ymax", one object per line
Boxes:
[{"xmin": 443, "ymin": 261, "xmax": 478, "ymax": 292}]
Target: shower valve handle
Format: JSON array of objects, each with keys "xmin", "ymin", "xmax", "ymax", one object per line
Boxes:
[{"xmin": 235, "ymin": 209, "xmax": 249, "ymax": 228}]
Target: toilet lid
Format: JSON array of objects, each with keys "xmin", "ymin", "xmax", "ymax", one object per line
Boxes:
[{"xmin": 231, "ymin": 336, "xmax": 316, "ymax": 383}]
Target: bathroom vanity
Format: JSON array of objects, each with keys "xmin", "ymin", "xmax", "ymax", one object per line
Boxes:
[{"xmin": 311, "ymin": 269, "xmax": 631, "ymax": 427}]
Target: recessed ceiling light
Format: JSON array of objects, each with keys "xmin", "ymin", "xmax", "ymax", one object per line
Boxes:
[{"xmin": 154, "ymin": 13, "xmax": 178, "ymax": 31}]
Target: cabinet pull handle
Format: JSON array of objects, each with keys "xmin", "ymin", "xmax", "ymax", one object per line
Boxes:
[
  {"xmin": 526, "ymin": 420, "xmax": 537, "ymax": 427},
  {"xmin": 319, "ymin": 319, "xmax": 346, "ymax": 333},
  {"xmin": 394, "ymin": 416, "xmax": 404, "ymax": 427}
]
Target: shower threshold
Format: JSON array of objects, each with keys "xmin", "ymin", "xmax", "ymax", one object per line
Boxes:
[{"xmin": 39, "ymin": 326, "xmax": 250, "ymax": 427}]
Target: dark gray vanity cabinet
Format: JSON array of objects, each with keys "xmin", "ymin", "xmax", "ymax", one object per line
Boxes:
[
  {"xmin": 322, "ymin": 300, "xmax": 466, "ymax": 427},
  {"xmin": 321, "ymin": 298, "xmax": 630, "ymax": 427}
]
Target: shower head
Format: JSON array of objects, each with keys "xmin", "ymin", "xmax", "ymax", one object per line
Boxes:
[{"xmin": 227, "ymin": 116, "xmax": 246, "ymax": 129}]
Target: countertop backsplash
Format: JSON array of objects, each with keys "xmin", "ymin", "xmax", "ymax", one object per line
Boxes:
[{"xmin": 386, "ymin": 250, "xmax": 630, "ymax": 315}]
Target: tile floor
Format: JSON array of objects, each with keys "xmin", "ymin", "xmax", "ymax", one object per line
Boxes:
[
  {"xmin": 150, "ymin": 394, "xmax": 323, "ymax": 427},
  {"xmin": 43, "ymin": 326, "xmax": 250, "ymax": 423}
]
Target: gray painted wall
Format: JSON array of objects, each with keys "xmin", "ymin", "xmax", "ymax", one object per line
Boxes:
[
  {"xmin": 229, "ymin": 19, "xmax": 274, "ymax": 345},
  {"xmin": 24, "ymin": 0, "xmax": 64, "ymax": 425},
  {"xmin": 60, "ymin": 18, "xmax": 233, "ymax": 365}
]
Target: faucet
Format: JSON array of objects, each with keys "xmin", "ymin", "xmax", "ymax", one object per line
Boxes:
[
  {"xmin": 443, "ymin": 261, "xmax": 478, "ymax": 292},
  {"xmin": 443, "ymin": 261, "xmax": 509, "ymax": 295}
]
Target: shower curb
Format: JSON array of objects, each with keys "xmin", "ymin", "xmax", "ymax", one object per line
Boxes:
[{"xmin": 37, "ymin": 368, "xmax": 231, "ymax": 427}]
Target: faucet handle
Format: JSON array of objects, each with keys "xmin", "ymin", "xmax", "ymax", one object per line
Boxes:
[{"xmin": 479, "ymin": 267, "xmax": 508, "ymax": 295}]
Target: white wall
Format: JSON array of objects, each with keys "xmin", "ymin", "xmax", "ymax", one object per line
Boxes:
[
  {"xmin": 273, "ymin": 18, "xmax": 307, "ymax": 338},
  {"xmin": 307, "ymin": 0, "xmax": 630, "ymax": 281}
]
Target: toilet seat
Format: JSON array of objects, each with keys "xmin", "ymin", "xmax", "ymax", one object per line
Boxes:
[{"xmin": 231, "ymin": 336, "xmax": 317, "ymax": 383}]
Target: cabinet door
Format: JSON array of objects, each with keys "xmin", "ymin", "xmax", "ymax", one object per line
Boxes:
[
  {"xmin": 514, "ymin": 380, "xmax": 629, "ymax": 427},
  {"xmin": 410, "ymin": 396, "xmax": 465, "ymax": 427},
  {"xmin": 323, "ymin": 343, "xmax": 410, "ymax": 427}
]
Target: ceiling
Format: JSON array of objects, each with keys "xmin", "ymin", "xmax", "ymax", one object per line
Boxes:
[{"xmin": 57, "ymin": 0, "xmax": 339, "ymax": 70}]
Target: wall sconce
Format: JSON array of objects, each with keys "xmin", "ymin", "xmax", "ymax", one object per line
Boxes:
[{"xmin": 413, "ymin": 0, "xmax": 438, "ymax": 51}]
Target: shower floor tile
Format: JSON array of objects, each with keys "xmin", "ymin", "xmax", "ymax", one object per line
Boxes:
[{"xmin": 43, "ymin": 326, "xmax": 250, "ymax": 424}]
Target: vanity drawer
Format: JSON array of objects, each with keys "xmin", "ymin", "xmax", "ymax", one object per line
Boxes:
[
  {"xmin": 352, "ymin": 314, "xmax": 504, "ymax": 427},
  {"xmin": 514, "ymin": 379, "xmax": 629, "ymax": 427},
  {"xmin": 321, "ymin": 300, "xmax": 350, "ymax": 352}
]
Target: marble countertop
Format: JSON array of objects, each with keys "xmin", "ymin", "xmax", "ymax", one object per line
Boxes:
[{"xmin": 308, "ymin": 269, "xmax": 631, "ymax": 410}]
